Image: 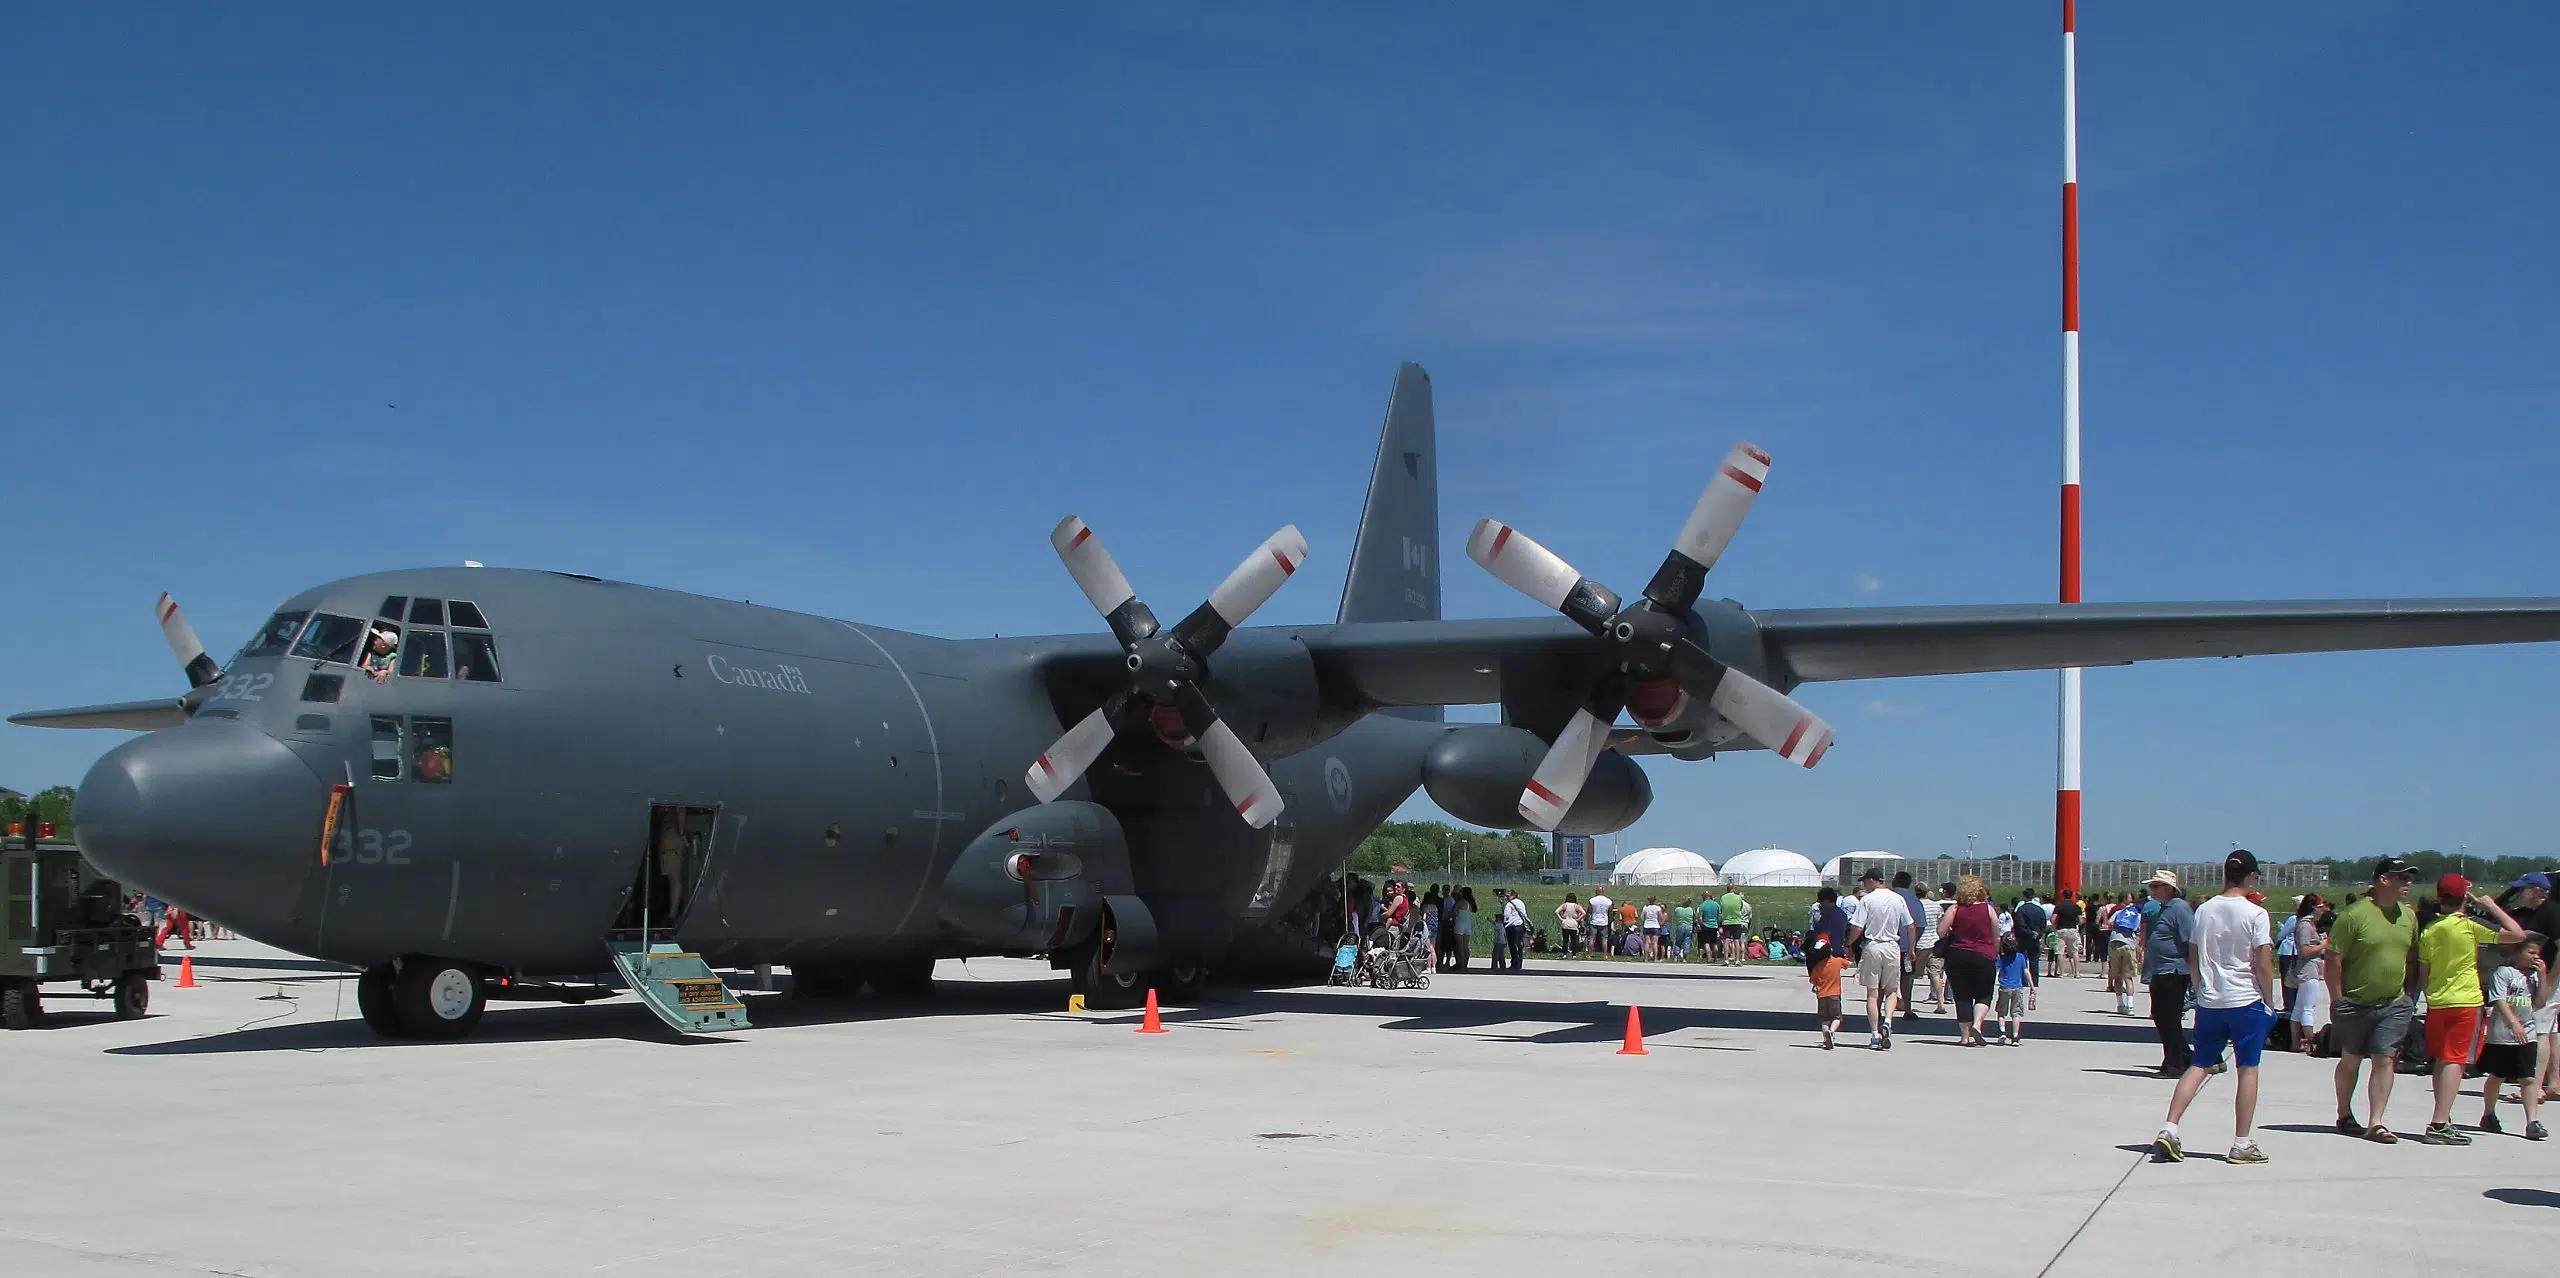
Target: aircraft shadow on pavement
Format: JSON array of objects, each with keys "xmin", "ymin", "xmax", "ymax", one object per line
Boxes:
[
  {"xmin": 1220, "ymin": 987, "xmax": 2167, "ymax": 1048},
  {"xmin": 2483, "ymin": 1188, "xmax": 2560, "ymax": 1209}
]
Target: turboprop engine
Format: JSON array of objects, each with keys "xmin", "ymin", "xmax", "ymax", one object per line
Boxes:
[{"xmin": 1420, "ymin": 725, "xmax": 1651, "ymax": 835}]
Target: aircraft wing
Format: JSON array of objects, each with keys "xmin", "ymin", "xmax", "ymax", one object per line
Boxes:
[
  {"xmin": 7, "ymin": 698, "xmax": 191, "ymax": 731},
  {"xmin": 1755, "ymin": 598, "xmax": 2560, "ymax": 683},
  {"xmin": 1299, "ymin": 599, "xmax": 2560, "ymax": 708}
]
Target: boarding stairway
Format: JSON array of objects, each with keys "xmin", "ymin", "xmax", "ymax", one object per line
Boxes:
[{"xmin": 606, "ymin": 937, "xmax": 752, "ymax": 1035}]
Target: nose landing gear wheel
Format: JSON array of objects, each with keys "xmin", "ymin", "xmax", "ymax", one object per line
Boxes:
[
  {"xmin": 392, "ymin": 957, "xmax": 485, "ymax": 1040},
  {"xmin": 1162, "ymin": 965, "xmax": 1210, "ymax": 1005},
  {"xmin": 357, "ymin": 964, "xmax": 406, "ymax": 1038}
]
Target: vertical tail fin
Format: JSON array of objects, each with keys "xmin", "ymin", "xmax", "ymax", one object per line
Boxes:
[{"xmin": 1338, "ymin": 363, "xmax": 1444, "ymax": 721}]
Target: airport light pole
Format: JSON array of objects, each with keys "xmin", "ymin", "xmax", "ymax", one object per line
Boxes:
[{"xmin": 2055, "ymin": 0, "xmax": 2088, "ymax": 901}]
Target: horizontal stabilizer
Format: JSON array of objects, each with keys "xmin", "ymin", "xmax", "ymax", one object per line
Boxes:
[{"xmin": 9, "ymin": 698, "xmax": 189, "ymax": 731}]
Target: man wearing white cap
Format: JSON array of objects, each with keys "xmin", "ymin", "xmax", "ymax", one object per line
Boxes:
[{"xmin": 2143, "ymin": 868, "xmax": 2197, "ymax": 1076}]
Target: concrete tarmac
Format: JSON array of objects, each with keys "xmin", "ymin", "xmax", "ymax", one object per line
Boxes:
[{"xmin": 1, "ymin": 941, "xmax": 2551, "ymax": 1276}]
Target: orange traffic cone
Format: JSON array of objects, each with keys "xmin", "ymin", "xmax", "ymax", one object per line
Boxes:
[
  {"xmin": 175, "ymin": 956, "xmax": 197, "ymax": 989},
  {"xmin": 1616, "ymin": 1004, "xmax": 1647, "ymax": 1055},
  {"xmin": 1136, "ymin": 987, "xmax": 1168, "ymax": 1034}
]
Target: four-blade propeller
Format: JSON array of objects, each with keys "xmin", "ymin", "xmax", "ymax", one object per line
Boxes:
[
  {"xmin": 1024, "ymin": 516, "xmax": 1307, "ymax": 829},
  {"xmin": 1466, "ymin": 441, "xmax": 1833, "ymax": 829}
]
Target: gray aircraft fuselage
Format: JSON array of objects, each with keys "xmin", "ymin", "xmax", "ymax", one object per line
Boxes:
[{"xmin": 77, "ymin": 566, "xmax": 1433, "ymax": 977}]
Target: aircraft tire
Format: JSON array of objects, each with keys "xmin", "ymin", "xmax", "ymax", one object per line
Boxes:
[
  {"xmin": 1082, "ymin": 950, "xmax": 1149, "ymax": 1011},
  {"xmin": 868, "ymin": 957, "xmax": 935, "ymax": 998},
  {"xmin": 113, "ymin": 974, "xmax": 150, "ymax": 1020},
  {"xmin": 393, "ymin": 957, "xmax": 485, "ymax": 1040},
  {"xmin": 1, "ymin": 979, "xmax": 35, "ymax": 1030},
  {"xmin": 1162, "ymin": 964, "xmax": 1210, "ymax": 1004},
  {"xmin": 788, "ymin": 964, "xmax": 863, "ymax": 999},
  {"xmin": 356, "ymin": 965, "xmax": 406, "ymax": 1038}
]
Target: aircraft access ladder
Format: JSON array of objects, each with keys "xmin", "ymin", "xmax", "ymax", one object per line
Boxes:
[{"xmin": 606, "ymin": 938, "xmax": 752, "ymax": 1035}]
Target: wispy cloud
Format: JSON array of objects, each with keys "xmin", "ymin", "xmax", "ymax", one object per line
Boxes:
[
  {"xmin": 1855, "ymin": 572, "xmax": 1883, "ymax": 596},
  {"xmin": 1861, "ymin": 699, "xmax": 1925, "ymax": 717},
  {"xmin": 1391, "ymin": 226, "xmax": 1814, "ymax": 353}
]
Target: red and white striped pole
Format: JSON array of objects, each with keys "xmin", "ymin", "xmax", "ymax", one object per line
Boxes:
[{"xmin": 2056, "ymin": 0, "xmax": 2084, "ymax": 898}]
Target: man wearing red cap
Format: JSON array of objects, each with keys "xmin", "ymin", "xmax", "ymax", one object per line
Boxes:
[{"xmin": 2416, "ymin": 873, "xmax": 2526, "ymax": 1145}]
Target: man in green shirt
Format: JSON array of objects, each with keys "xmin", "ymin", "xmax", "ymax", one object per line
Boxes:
[
  {"xmin": 1719, "ymin": 889, "xmax": 1748, "ymax": 964},
  {"xmin": 2324, "ymin": 857, "xmax": 2421, "ymax": 1142},
  {"xmin": 1696, "ymin": 893, "xmax": 1721, "ymax": 963}
]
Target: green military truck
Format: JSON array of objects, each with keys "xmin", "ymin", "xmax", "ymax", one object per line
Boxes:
[{"xmin": 2, "ymin": 843, "xmax": 160, "ymax": 1029}]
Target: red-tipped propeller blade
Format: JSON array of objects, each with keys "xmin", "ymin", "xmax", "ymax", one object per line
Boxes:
[
  {"xmin": 1465, "ymin": 519, "xmax": 1621, "ymax": 635},
  {"xmin": 155, "ymin": 593, "xmax": 222, "ymax": 689}
]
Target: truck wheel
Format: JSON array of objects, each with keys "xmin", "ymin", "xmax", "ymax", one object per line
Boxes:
[
  {"xmin": 114, "ymin": 975, "xmax": 150, "ymax": 1020},
  {"xmin": 357, "ymin": 965, "xmax": 405, "ymax": 1038},
  {"xmin": 393, "ymin": 958, "xmax": 485, "ymax": 1040},
  {"xmin": 2, "ymin": 980, "xmax": 37, "ymax": 1030}
]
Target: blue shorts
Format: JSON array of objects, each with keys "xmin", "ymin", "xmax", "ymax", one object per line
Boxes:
[{"xmin": 2192, "ymin": 1003, "xmax": 2277, "ymax": 1070}]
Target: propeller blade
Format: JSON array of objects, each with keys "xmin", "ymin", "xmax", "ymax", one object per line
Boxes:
[
  {"xmin": 1171, "ymin": 683, "xmax": 1284, "ymax": 828},
  {"xmin": 1465, "ymin": 519, "xmax": 1622, "ymax": 635},
  {"xmin": 1050, "ymin": 516, "xmax": 1159, "ymax": 648},
  {"xmin": 1673, "ymin": 639, "xmax": 1831, "ymax": 767},
  {"xmin": 155, "ymin": 593, "xmax": 221, "ymax": 689},
  {"xmin": 1644, "ymin": 442, "xmax": 1771, "ymax": 610},
  {"xmin": 1024, "ymin": 693, "xmax": 1136, "ymax": 803},
  {"xmin": 1519, "ymin": 687, "xmax": 1625, "ymax": 830},
  {"xmin": 1170, "ymin": 525, "xmax": 1308, "ymax": 657}
]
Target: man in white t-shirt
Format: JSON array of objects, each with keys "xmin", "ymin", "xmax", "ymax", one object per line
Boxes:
[
  {"xmin": 1848, "ymin": 868, "xmax": 1913, "ymax": 1050},
  {"xmin": 2153, "ymin": 850, "xmax": 2278, "ymax": 1165},
  {"xmin": 1588, "ymin": 890, "xmax": 1614, "ymax": 957}
]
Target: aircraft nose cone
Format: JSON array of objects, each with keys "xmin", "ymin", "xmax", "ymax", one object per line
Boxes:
[{"xmin": 78, "ymin": 722, "xmax": 328, "ymax": 943}]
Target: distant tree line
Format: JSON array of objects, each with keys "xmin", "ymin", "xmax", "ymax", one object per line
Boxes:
[
  {"xmin": 2, "ymin": 785, "xmax": 76, "ymax": 839},
  {"xmin": 1350, "ymin": 820, "xmax": 1549, "ymax": 876},
  {"xmin": 2309, "ymin": 850, "xmax": 2553, "ymax": 888}
]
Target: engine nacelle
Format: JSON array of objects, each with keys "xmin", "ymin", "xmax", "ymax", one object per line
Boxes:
[
  {"xmin": 938, "ymin": 801, "xmax": 1131, "ymax": 953},
  {"xmin": 1420, "ymin": 725, "xmax": 1651, "ymax": 834}
]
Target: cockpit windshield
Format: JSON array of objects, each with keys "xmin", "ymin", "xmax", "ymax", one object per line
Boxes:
[
  {"xmin": 239, "ymin": 611, "xmax": 311, "ymax": 660},
  {"xmin": 288, "ymin": 614, "xmax": 368, "ymax": 665}
]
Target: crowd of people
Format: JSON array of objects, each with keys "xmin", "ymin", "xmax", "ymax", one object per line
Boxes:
[
  {"xmin": 1551, "ymin": 887, "xmax": 1768, "ymax": 962},
  {"xmin": 1344, "ymin": 878, "xmax": 1533, "ymax": 973}
]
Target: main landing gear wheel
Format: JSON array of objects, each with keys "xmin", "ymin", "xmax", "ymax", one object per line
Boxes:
[
  {"xmin": 789, "ymin": 964, "xmax": 865, "ymax": 999},
  {"xmin": 393, "ymin": 957, "xmax": 485, "ymax": 1040},
  {"xmin": 1, "ymin": 979, "xmax": 37, "ymax": 1031},
  {"xmin": 868, "ymin": 956, "xmax": 936, "ymax": 998},
  {"xmin": 1076, "ymin": 945, "xmax": 1149, "ymax": 1011},
  {"xmin": 113, "ymin": 974, "xmax": 151, "ymax": 1021},
  {"xmin": 1162, "ymin": 964, "xmax": 1210, "ymax": 1005},
  {"xmin": 357, "ymin": 964, "xmax": 406, "ymax": 1038}
]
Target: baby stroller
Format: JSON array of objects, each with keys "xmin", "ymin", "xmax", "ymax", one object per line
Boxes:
[
  {"xmin": 1367, "ymin": 925, "xmax": 1433, "ymax": 990},
  {"xmin": 1328, "ymin": 932, "xmax": 1364, "ymax": 986}
]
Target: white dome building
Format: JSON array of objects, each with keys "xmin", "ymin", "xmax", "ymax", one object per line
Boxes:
[
  {"xmin": 1606, "ymin": 847, "xmax": 1721, "ymax": 886},
  {"xmin": 1821, "ymin": 850, "xmax": 1905, "ymax": 880},
  {"xmin": 1721, "ymin": 847, "xmax": 1825, "ymax": 887}
]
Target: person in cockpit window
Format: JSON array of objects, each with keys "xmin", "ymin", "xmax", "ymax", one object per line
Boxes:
[{"xmin": 362, "ymin": 626, "xmax": 398, "ymax": 683}]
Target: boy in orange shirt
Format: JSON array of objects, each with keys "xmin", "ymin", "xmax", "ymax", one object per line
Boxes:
[{"xmin": 1807, "ymin": 933, "xmax": 1846, "ymax": 1050}]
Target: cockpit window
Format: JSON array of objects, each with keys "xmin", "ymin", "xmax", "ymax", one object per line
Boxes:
[
  {"xmin": 408, "ymin": 598, "xmax": 446, "ymax": 626},
  {"xmin": 399, "ymin": 630, "xmax": 449, "ymax": 679},
  {"xmin": 452, "ymin": 631, "xmax": 501, "ymax": 683},
  {"xmin": 449, "ymin": 601, "xmax": 488, "ymax": 629},
  {"xmin": 289, "ymin": 614, "xmax": 368, "ymax": 665},
  {"xmin": 412, "ymin": 717, "xmax": 455, "ymax": 783},
  {"xmin": 240, "ymin": 611, "xmax": 311, "ymax": 660},
  {"xmin": 378, "ymin": 595, "xmax": 408, "ymax": 620}
]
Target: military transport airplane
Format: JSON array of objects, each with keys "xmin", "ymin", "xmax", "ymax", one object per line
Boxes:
[{"xmin": 15, "ymin": 363, "xmax": 2560, "ymax": 1040}]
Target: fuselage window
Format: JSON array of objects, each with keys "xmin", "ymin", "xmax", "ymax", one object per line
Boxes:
[
  {"xmin": 378, "ymin": 596, "xmax": 408, "ymax": 620},
  {"xmin": 239, "ymin": 611, "xmax": 311, "ymax": 660},
  {"xmin": 289, "ymin": 614, "xmax": 367, "ymax": 665},
  {"xmin": 411, "ymin": 717, "xmax": 455, "ymax": 783},
  {"xmin": 452, "ymin": 631, "xmax": 501, "ymax": 683},
  {"xmin": 400, "ymin": 630, "xmax": 450, "ymax": 679},
  {"xmin": 369, "ymin": 716, "xmax": 405, "ymax": 780},
  {"xmin": 302, "ymin": 673, "xmax": 345, "ymax": 703},
  {"xmin": 408, "ymin": 598, "xmax": 446, "ymax": 627},
  {"xmin": 449, "ymin": 601, "xmax": 488, "ymax": 629}
]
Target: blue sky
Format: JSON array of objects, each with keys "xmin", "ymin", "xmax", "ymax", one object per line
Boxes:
[{"xmin": 5, "ymin": 4, "xmax": 2555, "ymax": 864}]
